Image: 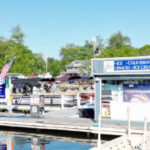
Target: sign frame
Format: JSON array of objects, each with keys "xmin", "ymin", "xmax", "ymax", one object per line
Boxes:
[{"xmin": 92, "ymin": 56, "xmax": 150, "ymax": 76}]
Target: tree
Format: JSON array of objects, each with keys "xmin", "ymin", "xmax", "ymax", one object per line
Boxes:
[
  {"xmin": 8, "ymin": 45, "xmax": 42, "ymax": 75},
  {"xmin": 99, "ymin": 46, "xmax": 139, "ymax": 58},
  {"xmin": 47, "ymin": 57, "xmax": 61, "ymax": 77},
  {"xmin": 84, "ymin": 40, "xmax": 93, "ymax": 50},
  {"xmin": 1, "ymin": 25, "xmax": 145, "ymax": 77},
  {"xmin": 10, "ymin": 24, "xmax": 25, "ymax": 44},
  {"xmin": 0, "ymin": 38, "xmax": 46, "ymax": 76},
  {"xmin": 138, "ymin": 45, "xmax": 150, "ymax": 56},
  {"xmin": 59, "ymin": 42, "xmax": 93, "ymax": 70},
  {"xmin": 0, "ymin": 25, "xmax": 46, "ymax": 76},
  {"xmin": 108, "ymin": 31, "xmax": 131, "ymax": 49},
  {"xmin": 79, "ymin": 60, "xmax": 91, "ymax": 76},
  {"xmin": 60, "ymin": 43, "xmax": 78, "ymax": 65},
  {"xmin": 30, "ymin": 53, "xmax": 45, "ymax": 74},
  {"xmin": 0, "ymin": 40, "xmax": 17, "ymax": 69}
]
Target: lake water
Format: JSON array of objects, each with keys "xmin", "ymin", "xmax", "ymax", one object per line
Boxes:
[{"xmin": 0, "ymin": 131, "xmax": 95, "ymax": 150}]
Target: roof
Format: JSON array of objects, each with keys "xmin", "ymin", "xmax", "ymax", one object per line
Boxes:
[
  {"xmin": 6, "ymin": 73, "xmax": 25, "ymax": 78},
  {"xmin": 55, "ymin": 75, "xmax": 70, "ymax": 82},
  {"xmin": 67, "ymin": 60, "xmax": 89, "ymax": 68}
]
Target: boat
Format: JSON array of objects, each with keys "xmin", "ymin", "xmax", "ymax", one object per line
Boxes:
[{"xmin": 78, "ymin": 104, "xmax": 94, "ymax": 119}]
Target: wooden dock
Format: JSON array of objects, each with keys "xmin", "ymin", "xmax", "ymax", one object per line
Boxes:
[
  {"xmin": 0, "ymin": 107, "xmax": 148, "ymax": 135},
  {"xmin": 0, "ymin": 107, "xmax": 149, "ymax": 149}
]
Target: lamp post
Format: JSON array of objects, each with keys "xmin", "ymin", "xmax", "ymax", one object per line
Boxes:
[
  {"xmin": 92, "ymin": 37, "xmax": 101, "ymax": 57},
  {"xmin": 92, "ymin": 37, "xmax": 97, "ymax": 58}
]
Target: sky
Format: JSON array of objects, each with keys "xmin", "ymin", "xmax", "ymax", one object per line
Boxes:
[{"xmin": 0, "ymin": 0, "xmax": 150, "ymax": 59}]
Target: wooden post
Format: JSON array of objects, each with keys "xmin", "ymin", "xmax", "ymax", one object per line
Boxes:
[
  {"xmin": 77, "ymin": 93, "xmax": 80, "ymax": 108},
  {"xmin": 127, "ymin": 107, "xmax": 131, "ymax": 137},
  {"xmin": 89, "ymin": 96, "xmax": 93, "ymax": 104},
  {"xmin": 97, "ymin": 114, "xmax": 101, "ymax": 149},
  {"xmin": 94, "ymin": 78, "xmax": 102, "ymax": 122},
  {"xmin": 61, "ymin": 95, "xmax": 64, "ymax": 110},
  {"xmin": 142, "ymin": 117, "xmax": 147, "ymax": 150},
  {"xmin": 97, "ymin": 78, "xmax": 102, "ymax": 149}
]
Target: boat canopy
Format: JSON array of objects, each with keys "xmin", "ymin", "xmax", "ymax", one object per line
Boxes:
[{"xmin": 12, "ymin": 77, "xmax": 55, "ymax": 84}]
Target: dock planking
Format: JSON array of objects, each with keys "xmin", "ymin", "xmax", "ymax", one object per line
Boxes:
[{"xmin": 0, "ymin": 107, "xmax": 149, "ymax": 137}]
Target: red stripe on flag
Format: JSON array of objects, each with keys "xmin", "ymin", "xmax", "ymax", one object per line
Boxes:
[
  {"xmin": 0, "ymin": 58, "xmax": 14, "ymax": 81},
  {"xmin": 0, "ymin": 65, "xmax": 10, "ymax": 81}
]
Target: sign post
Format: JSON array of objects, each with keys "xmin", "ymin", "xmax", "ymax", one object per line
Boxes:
[
  {"xmin": 30, "ymin": 87, "xmax": 40, "ymax": 115},
  {"xmin": 5, "ymin": 77, "xmax": 13, "ymax": 114},
  {"xmin": 5, "ymin": 77, "xmax": 9, "ymax": 88}
]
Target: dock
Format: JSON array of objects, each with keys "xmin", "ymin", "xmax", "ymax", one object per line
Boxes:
[
  {"xmin": 0, "ymin": 108, "xmax": 149, "ymax": 133},
  {"xmin": 0, "ymin": 107, "xmax": 149, "ymax": 149},
  {"xmin": 0, "ymin": 107, "xmax": 148, "ymax": 135}
]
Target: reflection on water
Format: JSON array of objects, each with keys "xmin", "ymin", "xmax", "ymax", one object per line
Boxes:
[
  {"xmin": 0, "ymin": 131, "xmax": 95, "ymax": 150},
  {"xmin": 0, "ymin": 115, "xmax": 40, "ymax": 119}
]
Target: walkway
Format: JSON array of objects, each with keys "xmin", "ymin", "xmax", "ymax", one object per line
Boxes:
[{"xmin": 0, "ymin": 107, "xmax": 148, "ymax": 136}]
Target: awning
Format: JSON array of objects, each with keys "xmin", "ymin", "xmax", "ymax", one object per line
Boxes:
[
  {"xmin": 55, "ymin": 76, "xmax": 70, "ymax": 82},
  {"xmin": 12, "ymin": 77, "xmax": 55, "ymax": 84},
  {"xmin": 68, "ymin": 76, "xmax": 93, "ymax": 82}
]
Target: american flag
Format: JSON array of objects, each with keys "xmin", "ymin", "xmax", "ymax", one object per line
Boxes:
[{"xmin": 0, "ymin": 58, "xmax": 14, "ymax": 81}]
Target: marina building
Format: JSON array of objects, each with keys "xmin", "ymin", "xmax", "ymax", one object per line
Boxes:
[
  {"xmin": 92, "ymin": 56, "xmax": 150, "ymax": 122},
  {"xmin": 62, "ymin": 60, "xmax": 90, "ymax": 76}
]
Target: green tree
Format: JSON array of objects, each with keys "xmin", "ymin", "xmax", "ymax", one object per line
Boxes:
[
  {"xmin": 0, "ymin": 40, "xmax": 16, "ymax": 68},
  {"xmin": 108, "ymin": 31, "xmax": 131, "ymax": 49},
  {"xmin": 10, "ymin": 24, "xmax": 25, "ymax": 44},
  {"xmin": 79, "ymin": 60, "xmax": 91, "ymax": 76},
  {"xmin": 138, "ymin": 45, "xmax": 150, "ymax": 56},
  {"xmin": 0, "ymin": 36, "xmax": 46, "ymax": 76},
  {"xmin": 8, "ymin": 45, "xmax": 39, "ymax": 75},
  {"xmin": 99, "ymin": 46, "xmax": 139, "ymax": 58},
  {"xmin": 59, "ymin": 42, "xmax": 93, "ymax": 70},
  {"xmin": 30, "ymin": 53, "xmax": 45, "ymax": 74},
  {"xmin": 47, "ymin": 57, "xmax": 61, "ymax": 77}
]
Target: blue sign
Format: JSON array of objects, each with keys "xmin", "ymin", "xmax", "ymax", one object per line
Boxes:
[
  {"xmin": 114, "ymin": 59, "xmax": 150, "ymax": 71},
  {"xmin": 0, "ymin": 84, "xmax": 5, "ymax": 99}
]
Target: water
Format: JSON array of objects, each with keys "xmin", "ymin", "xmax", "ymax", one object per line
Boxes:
[
  {"xmin": 0, "ymin": 115, "xmax": 40, "ymax": 119},
  {"xmin": 0, "ymin": 131, "xmax": 95, "ymax": 150}
]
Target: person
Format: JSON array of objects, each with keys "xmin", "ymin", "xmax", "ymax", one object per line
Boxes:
[
  {"xmin": 50, "ymin": 81, "xmax": 57, "ymax": 93},
  {"xmin": 44, "ymin": 82, "xmax": 49, "ymax": 93},
  {"xmin": 39, "ymin": 95, "xmax": 45, "ymax": 114}
]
